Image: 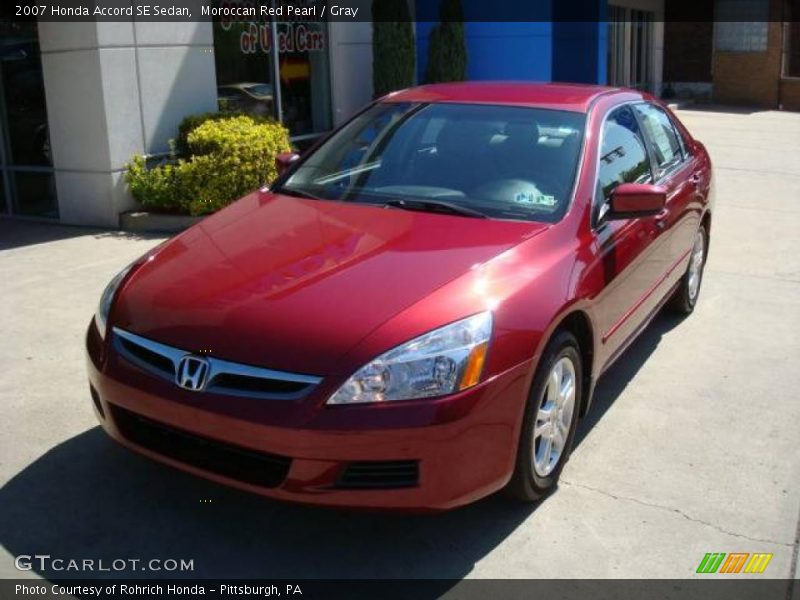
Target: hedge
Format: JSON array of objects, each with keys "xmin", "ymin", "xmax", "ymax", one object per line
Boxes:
[
  {"xmin": 424, "ymin": 0, "xmax": 467, "ymax": 84},
  {"xmin": 372, "ymin": 0, "xmax": 416, "ymax": 97},
  {"xmin": 125, "ymin": 115, "xmax": 291, "ymax": 216}
]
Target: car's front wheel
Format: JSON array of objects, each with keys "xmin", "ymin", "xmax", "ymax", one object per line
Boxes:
[{"xmin": 506, "ymin": 330, "xmax": 582, "ymax": 502}]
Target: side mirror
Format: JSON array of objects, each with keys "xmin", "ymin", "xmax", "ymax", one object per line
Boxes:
[
  {"xmin": 608, "ymin": 183, "xmax": 666, "ymax": 220},
  {"xmin": 275, "ymin": 152, "xmax": 300, "ymax": 177}
]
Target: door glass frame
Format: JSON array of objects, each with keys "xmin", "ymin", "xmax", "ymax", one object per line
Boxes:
[
  {"xmin": 631, "ymin": 102, "xmax": 690, "ymax": 183},
  {"xmin": 592, "ymin": 102, "xmax": 656, "ymax": 229}
]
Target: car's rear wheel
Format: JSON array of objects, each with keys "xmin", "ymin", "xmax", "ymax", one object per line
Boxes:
[
  {"xmin": 669, "ymin": 225, "xmax": 707, "ymax": 315},
  {"xmin": 506, "ymin": 330, "xmax": 582, "ymax": 502}
]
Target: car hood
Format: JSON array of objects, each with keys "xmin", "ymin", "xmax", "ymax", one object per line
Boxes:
[{"xmin": 115, "ymin": 191, "xmax": 548, "ymax": 375}]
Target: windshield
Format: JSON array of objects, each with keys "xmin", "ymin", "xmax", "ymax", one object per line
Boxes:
[{"xmin": 277, "ymin": 102, "xmax": 586, "ymax": 222}]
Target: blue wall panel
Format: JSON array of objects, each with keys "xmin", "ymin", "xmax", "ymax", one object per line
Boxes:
[
  {"xmin": 552, "ymin": 0, "xmax": 608, "ymax": 84},
  {"xmin": 414, "ymin": 0, "xmax": 606, "ymax": 85},
  {"xmin": 464, "ymin": 22, "xmax": 553, "ymax": 81},
  {"xmin": 415, "ymin": 0, "xmax": 554, "ymax": 83}
]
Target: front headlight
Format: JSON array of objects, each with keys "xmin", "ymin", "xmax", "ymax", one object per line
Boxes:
[
  {"xmin": 327, "ymin": 312, "xmax": 493, "ymax": 405},
  {"xmin": 94, "ymin": 263, "xmax": 134, "ymax": 339}
]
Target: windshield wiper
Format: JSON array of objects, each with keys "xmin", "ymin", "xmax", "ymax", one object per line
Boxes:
[
  {"xmin": 277, "ymin": 186, "xmax": 326, "ymax": 201},
  {"xmin": 382, "ymin": 198, "xmax": 488, "ymax": 219}
]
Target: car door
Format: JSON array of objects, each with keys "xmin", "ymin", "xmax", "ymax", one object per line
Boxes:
[
  {"xmin": 590, "ymin": 105, "xmax": 669, "ymax": 365},
  {"xmin": 632, "ymin": 102, "xmax": 705, "ymax": 290}
]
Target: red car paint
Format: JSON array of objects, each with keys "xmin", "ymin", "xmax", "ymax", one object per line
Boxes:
[{"xmin": 86, "ymin": 83, "xmax": 712, "ymax": 510}]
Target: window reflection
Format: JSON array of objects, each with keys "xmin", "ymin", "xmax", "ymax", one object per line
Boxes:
[
  {"xmin": 276, "ymin": 20, "xmax": 331, "ymax": 136},
  {"xmin": 212, "ymin": 9, "xmax": 277, "ymax": 117},
  {"xmin": 211, "ymin": 2, "xmax": 332, "ymax": 138}
]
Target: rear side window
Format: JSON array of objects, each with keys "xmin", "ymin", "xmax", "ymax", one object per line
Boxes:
[
  {"xmin": 597, "ymin": 106, "xmax": 652, "ymax": 207},
  {"xmin": 632, "ymin": 103, "xmax": 684, "ymax": 177}
]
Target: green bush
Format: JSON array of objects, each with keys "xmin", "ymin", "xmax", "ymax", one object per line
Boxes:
[
  {"xmin": 174, "ymin": 110, "xmax": 273, "ymax": 159},
  {"xmin": 424, "ymin": 0, "xmax": 467, "ymax": 84},
  {"xmin": 180, "ymin": 116, "xmax": 291, "ymax": 215},
  {"xmin": 125, "ymin": 115, "xmax": 291, "ymax": 216},
  {"xmin": 372, "ymin": 0, "xmax": 415, "ymax": 97},
  {"xmin": 125, "ymin": 155, "xmax": 184, "ymax": 213}
]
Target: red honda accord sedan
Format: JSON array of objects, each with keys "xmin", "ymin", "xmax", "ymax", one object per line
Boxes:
[{"xmin": 86, "ymin": 83, "xmax": 712, "ymax": 510}]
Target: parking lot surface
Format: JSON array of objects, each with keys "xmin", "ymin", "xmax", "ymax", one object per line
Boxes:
[{"xmin": 1, "ymin": 107, "xmax": 798, "ymax": 585}]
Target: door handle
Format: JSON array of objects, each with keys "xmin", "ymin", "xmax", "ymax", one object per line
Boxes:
[
  {"xmin": 690, "ymin": 172, "xmax": 702, "ymax": 187},
  {"xmin": 654, "ymin": 209, "xmax": 669, "ymax": 230}
]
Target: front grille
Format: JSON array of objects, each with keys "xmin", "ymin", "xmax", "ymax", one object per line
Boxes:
[
  {"xmin": 117, "ymin": 336, "xmax": 174, "ymax": 378},
  {"xmin": 336, "ymin": 460, "xmax": 420, "ymax": 490},
  {"xmin": 211, "ymin": 373, "xmax": 308, "ymax": 396},
  {"xmin": 111, "ymin": 405, "xmax": 291, "ymax": 488},
  {"xmin": 112, "ymin": 327, "xmax": 322, "ymax": 400}
]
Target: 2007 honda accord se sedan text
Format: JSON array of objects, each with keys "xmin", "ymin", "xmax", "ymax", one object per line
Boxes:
[{"xmin": 86, "ymin": 83, "xmax": 713, "ymax": 510}]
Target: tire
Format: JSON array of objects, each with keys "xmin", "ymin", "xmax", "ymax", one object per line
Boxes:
[
  {"xmin": 669, "ymin": 224, "xmax": 708, "ymax": 315},
  {"xmin": 506, "ymin": 330, "xmax": 582, "ymax": 502}
]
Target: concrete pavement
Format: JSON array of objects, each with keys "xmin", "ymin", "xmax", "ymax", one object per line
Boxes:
[{"xmin": 0, "ymin": 107, "xmax": 798, "ymax": 584}]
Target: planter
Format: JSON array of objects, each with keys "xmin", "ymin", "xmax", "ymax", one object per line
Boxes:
[
  {"xmin": 119, "ymin": 210, "xmax": 206, "ymax": 234},
  {"xmin": 667, "ymin": 99, "xmax": 695, "ymax": 111}
]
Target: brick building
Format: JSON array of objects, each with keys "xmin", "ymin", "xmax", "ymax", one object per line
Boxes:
[{"xmin": 664, "ymin": 0, "xmax": 800, "ymax": 109}]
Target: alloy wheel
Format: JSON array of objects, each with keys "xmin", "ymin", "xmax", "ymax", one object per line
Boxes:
[
  {"xmin": 532, "ymin": 356, "xmax": 576, "ymax": 477},
  {"xmin": 687, "ymin": 229, "xmax": 705, "ymax": 302}
]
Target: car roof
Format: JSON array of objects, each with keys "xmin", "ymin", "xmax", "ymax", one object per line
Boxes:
[{"xmin": 382, "ymin": 82, "xmax": 640, "ymax": 113}]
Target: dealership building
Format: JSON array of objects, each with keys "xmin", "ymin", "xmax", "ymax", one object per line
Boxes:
[{"xmin": 1, "ymin": 0, "xmax": 669, "ymax": 226}]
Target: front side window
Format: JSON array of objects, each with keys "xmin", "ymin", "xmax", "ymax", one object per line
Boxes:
[
  {"xmin": 277, "ymin": 102, "xmax": 586, "ymax": 223},
  {"xmin": 595, "ymin": 105, "xmax": 653, "ymax": 222},
  {"xmin": 633, "ymin": 103, "xmax": 684, "ymax": 177}
]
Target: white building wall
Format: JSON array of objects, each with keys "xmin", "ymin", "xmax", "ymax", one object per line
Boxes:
[
  {"xmin": 39, "ymin": 19, "xmax": 217, "ymax": 227},
  {"xmin": 328, "ymin": 21, "xmax": 374, "ymax": 127}
]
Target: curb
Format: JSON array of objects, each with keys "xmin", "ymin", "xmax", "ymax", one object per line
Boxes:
[{"xmin": 119, "ymin": 211, "xmax": 205, "ymax": 234}]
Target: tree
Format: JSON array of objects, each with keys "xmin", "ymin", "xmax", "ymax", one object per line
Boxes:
[
  {"xmin": 424, "ymin": 0, "xmax": 467, "ymax": 83},
  {"xmin": 372, "ymin": 0, "xmax": 415, "ymax": 98}
]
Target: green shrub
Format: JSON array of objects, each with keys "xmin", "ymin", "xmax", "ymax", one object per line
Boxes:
[
  {"xmin": 125, "ymin": 115, "xmax": 291, "ymax": 216},
  {"xmin": 174, "ymin": 110, "xmax": 273, "ymax": 158},
  {"xmin": 125, "ymin": 155, "xmax": 184, "ymax": 213},
  {"xmin": 372, "ymin": 0, "xmax": 415, "ymax": 97},
  {"xmin": 180, "ymin": 116, "xmax": 291, "ymax": 215},
  {"xmin": 424, "ymin": 0, "xmax": 467, "ymax": 84}
]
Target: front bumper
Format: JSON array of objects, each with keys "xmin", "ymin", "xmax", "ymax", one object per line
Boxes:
[{"xmin": 86, "ymin": 322, "xmax": 533, "ymax": 511}]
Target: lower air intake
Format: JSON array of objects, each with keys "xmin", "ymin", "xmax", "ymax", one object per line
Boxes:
[
  {"xmin": 336, "ymin": 460, "xmax": 419, "ymax": 490},
  {"xmin": 111, "ymin": 405, "xmax": 291, "ymax": 488}
]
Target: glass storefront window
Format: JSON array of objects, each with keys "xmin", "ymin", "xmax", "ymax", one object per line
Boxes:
[
  {"xmin": 213, "ymin": 13, "xmax": 277, "ymax": 117},
  {"xmin": 13, "ymin": 171, "xmax": 57, "ymax": 218},
  {"xmin": 276, "ymin": 20, "xmax": 332, "ymax": 136},
  {"xmin": 0, "ymin": 19, "xmax": 57, "ymax": 218},
  {"xmin": 211, "ymin": 2, "xmax": 332, "ymax": 140},
  {"xmin": 0, "ymin": 172, "xmax": 6, "ymax": 214}
]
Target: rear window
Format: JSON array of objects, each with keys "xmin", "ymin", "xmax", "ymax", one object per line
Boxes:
[{"xmin": 278, "ymin": 102, "xmax": 586, "ymax": 223}]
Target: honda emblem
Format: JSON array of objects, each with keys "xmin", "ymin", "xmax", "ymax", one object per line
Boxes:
[{"xmin": 175, "ymin": 355, "xmax": 210, "ymax": 391}]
